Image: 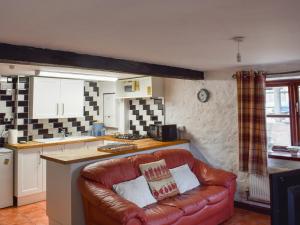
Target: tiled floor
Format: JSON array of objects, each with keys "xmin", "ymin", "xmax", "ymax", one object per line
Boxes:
[
  {"xmin": 0, "ymin": 201, "xmax": 48, "ymax": 225},
  {"xmin": 0, "ymin": 201, "xmax": 270, "ymax": 225}
]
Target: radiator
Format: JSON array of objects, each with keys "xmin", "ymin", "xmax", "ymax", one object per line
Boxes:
[{"xmin": 249, "ymin": 174, "xmax": 270, "ymax": 203}]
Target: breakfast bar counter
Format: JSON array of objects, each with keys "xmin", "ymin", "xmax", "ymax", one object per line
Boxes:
[
  {"xmin": 41, "ymin": 137, "xmax": 190, "ymax": 225},
  {"xmin": 40, "ymin": 137, "xmax": 189, "ymax": 164}
]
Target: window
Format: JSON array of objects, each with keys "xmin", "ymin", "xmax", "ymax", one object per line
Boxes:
[{"xmin": 266, "ymin": 80, "xmax": 300, "ymax": 149}]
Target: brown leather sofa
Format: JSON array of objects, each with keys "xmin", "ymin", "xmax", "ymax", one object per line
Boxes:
[{"xmin": 78, "ymin": 149, "xmax": 237, "ymax": 225}]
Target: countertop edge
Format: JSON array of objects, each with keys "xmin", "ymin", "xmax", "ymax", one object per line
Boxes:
[
  {"xmin": 4, "ymin": 136, "xmax": 108, "ymax": 150},
  {"xmin": 41, "ymin": 139, "xmax": 190, "ymax": 164}
]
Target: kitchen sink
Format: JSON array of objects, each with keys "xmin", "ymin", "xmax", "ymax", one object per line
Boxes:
[{"xmin": 34, "ymin": 136, "xmax": 96, "ymax": 143}]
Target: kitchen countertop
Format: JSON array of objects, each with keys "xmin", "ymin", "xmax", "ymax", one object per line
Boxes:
[
  {"xmin": 5, "ymin": 136, "xmax": 109, "ymax": 150},
  {"xmin": 40, "ymin": 137, "xmax": 189, "ymax": 164}
]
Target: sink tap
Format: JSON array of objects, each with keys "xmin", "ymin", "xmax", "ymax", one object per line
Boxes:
[{"xmin": 58, "ymin": 128, "xmax": 67, "ymax": 138}]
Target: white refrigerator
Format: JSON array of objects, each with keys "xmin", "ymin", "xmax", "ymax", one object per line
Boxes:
[{"xmin": 0, "ymin": 148, "xmax": 13, "ymax": 208}]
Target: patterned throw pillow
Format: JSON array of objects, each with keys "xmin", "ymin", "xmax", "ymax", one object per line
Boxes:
[{"xmin": 139, "ymin": 159, "xmax": 179, "ymax": 200}]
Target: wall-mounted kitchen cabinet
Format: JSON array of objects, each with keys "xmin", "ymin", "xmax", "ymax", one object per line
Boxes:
[
  {"xmin": 116, "ymin": 77, "xmax": 163, "ymax": 99},
  {"xmin": 30, "ymin": 77, "xmax": 84, "ymax": 119}
]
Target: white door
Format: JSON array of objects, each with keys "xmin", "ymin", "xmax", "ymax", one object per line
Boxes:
[
  {"xmin": 60, "ymin": 79, "xmax": 84, "ymax": 118},
  {"xmin": 16, "ymin": 148, "xmax": 43, "ymax": 197},
  {"xmin": 31, "ymin": 77, "xmax": 61, "ymax": 119},
  {"xmin": 104, "ymin": 93, "xmax": 118, "ymax": 127},
  {"xmin": 42, "ymin": 146, "xmax": 64, "ymax": 192}
]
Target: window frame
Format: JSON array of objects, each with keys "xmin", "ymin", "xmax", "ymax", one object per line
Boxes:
[{"xmin": 266, "ymin": 79, "xmax": 300, "ymax": 146}]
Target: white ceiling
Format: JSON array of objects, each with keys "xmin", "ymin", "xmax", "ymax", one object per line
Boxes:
[{"xmin": 0, "ymin": 0, "xmax": 300, "ymax": 71}]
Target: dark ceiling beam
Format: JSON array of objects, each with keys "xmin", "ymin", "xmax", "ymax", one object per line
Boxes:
[{"xmin": 0, "ymin": 43, "xmax": 204, "ymax": 80}]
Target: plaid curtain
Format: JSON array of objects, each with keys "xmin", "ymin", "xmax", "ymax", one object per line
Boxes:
[{"xmin": 236, "ymin": 71, "xmax": 268, "ymax": 176}]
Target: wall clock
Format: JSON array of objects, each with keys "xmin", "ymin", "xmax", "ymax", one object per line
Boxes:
[{"xmin": 197, "ymin": 89, "xmax": 210, "ymax": 103}]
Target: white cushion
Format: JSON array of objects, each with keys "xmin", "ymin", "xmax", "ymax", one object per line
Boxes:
[
  {"xmin": 170, "ymin": 164, "xmax": 200, "ymax": 194},
  {"xmin": 113, "ymin": 176, "xmax": 157, "ymax": 208}
]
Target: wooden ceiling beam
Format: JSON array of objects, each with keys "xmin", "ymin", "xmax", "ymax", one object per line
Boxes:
[{"xmin": 0, "ymin": 43, "xmax": 204, "ymax": 80}]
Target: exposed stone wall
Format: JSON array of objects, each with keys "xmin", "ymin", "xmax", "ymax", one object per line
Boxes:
[
  {"xmin": 163, "ymin": 71, "xmax": 247, "ymax": 199},
  {"xmin": 164, "ymin": 61, "xmax": 300, "ymax": 202}
]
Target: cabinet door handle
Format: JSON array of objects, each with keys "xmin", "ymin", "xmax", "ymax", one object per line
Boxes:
[
  {"xmin": 62, "ymin": 103, "xmax": 64, "ymax": 115},
  {"xmin": 56, "ymin": 103, "xmax": 59, "ymax": 115}
]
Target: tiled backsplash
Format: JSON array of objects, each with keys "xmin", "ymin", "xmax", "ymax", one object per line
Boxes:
[
  {"xmin": 129, "ymin": 98, "xmax": 165, "ymax": 136},
  {"xmin": 0, "ymin": 76, "xmax": 101, "ymax": 146},
  {"xmin": 0, "ymin": 75, "xmax": 166, "ymax": 145}
]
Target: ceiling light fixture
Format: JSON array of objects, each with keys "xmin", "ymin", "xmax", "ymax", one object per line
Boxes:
[
  {"xmin": 232, "ymin": 36, "xmax": 245, "ymax": 63},
  {"xmin": 36, "ymin": 70, "xmax": 118, "ymax": 82}
]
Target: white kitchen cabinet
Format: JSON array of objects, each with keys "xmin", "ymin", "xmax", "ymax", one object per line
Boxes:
[
  {"xmin": 30, "ymin": 77, "xmax": 84, "ymax": 119},
  {"xmin": 30, "ymin": 77, "xmax": 61, "ymax": 119},
  {"xmin": 116, "ymin": 76, "xmax": 163, "ymax": 98},
  {"xmin": 103, "ymin": 93, "xmax": 119, "ymax": 128},
  {"xmin": 14, "ymin": 141, "xmax": 103, "ymax": 206},
  {"xmin": 60, "ymin": 79, "xmax": 84, "ymax": 118},
  {"xmin": 14, "ymin": 148, "xmax": 43, "ymax": 199}
]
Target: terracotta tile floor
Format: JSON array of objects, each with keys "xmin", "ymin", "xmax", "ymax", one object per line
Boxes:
[
  {"xmin": 0, "ymin": 201, "xmax": 48, "ymax": 225},
  {"xmin": 0, "ymin": 201, "xmax": 270, "ymax": 225}
]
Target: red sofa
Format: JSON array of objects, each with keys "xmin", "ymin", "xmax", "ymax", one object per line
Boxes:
[{"xmin": 78, "ymin": 149, "xmax": 237, "ymax": 225}]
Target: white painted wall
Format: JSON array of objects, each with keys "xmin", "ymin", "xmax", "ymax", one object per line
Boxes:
[{"xmin": 164, "ymin": 60, "xmax": 300, "ymax": 201}]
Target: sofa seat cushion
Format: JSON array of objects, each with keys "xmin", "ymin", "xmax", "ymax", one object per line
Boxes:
[
  {"xmin": 186, "ymin": 185, "xmax": 228, "ymax": 205},
  {"xmin": 144, "ymin": 204, "xmax": 184, "ymax": 225},
  {"xmin": 158, "ymin": 192, "xmax": 208, "ymax": 216}
]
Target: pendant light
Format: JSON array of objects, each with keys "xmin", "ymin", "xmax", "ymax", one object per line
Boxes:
[{"xmin": 232, "ymin": 36, "xmax": 245, "ymax": 63}]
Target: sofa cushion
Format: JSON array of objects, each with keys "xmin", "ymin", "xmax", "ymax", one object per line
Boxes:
[
  {"xmin": 144, "ymin": 204, "xmax": 184, "ymax": 225},
  {"xmin": 154, "ymin": 149, "xmax": 195, "ymax": 169},
  {"xmin": 185, "ymin": 186, "xmax": 228, "ymax": 205},
  {"xmin": 170, "ymin": 164, "xmax": 200, "ymax": 194},
  {"xmin": 130, "ymin": 153, "xmax": 158, "ymax": 176},
  {"xmin": 159, "ymin": 192, "xmax": 208, "ymax": 216},
  {"xmin": 81, "ymin": 157, "xmax": 137, "ymax": 189},
  {"xmin": 139, "ymin": 159, "xmax": 179, "ymax": 200},
  {"xmin": 113, "ymin": 176, "xmax": 157, "ymax": 208}
]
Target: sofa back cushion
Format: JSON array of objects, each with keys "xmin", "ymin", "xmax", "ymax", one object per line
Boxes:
[
  {"xmin": 81, "ymin": 157, "xmax": 138, "ymax": 189},
  {"xmin": 130, "ymin": 153, "xmax": 159, "ymax": 176},
  {"xmin": 80, "ymin": 149, "xmax": 196, "ymax": 189},
  {"xmin": 154, "ymin": 149, "xmax": 195, "ymax": 169},
  {"xmin": 139, "ymin": 159, "xmax": 179, "ymax": 200}
]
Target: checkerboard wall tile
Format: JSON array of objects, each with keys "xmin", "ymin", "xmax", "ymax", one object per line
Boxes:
[
  {"xmin": 129, "ymin": 98, "xmax": 165, "ymax": 136},
  {"xmin": 0, "ymin": 76, "xmax": 102, "ymax": 145}
]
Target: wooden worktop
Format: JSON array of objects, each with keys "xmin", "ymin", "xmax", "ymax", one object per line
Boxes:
[
  {"xmin": 5, "ymin": 136, "xmax": 108, "ymax": 150},
  {"xmin": 40, "ymin": 138, "xmax": 189, "ymax": 164}
]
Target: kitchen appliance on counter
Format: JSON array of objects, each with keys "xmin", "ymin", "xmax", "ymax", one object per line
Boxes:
[
  {"xmin": 114, "ymin": 133, "xmax": 148, "ymax": 140},
  {"xmin": 149, "ymin": 124, "xmax": 177, "ymax": 141},
  {"xmin": 91, "ymin": 122, "xmax": 105, "ymax": 136},
  {"xmin": 0, "ymin": 148, "xmax": 13, "ymax": 208}
]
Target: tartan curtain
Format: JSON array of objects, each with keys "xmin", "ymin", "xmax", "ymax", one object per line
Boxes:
[{"xmin": 236, "ymin": 71, "xmax": 268, "ymax": 176}]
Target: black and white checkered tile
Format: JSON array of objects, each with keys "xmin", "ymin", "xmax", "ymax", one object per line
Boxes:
[
  {"xmin": 129, "ymin": 98, "xmax": 164, "ymax": 136},
  {"xmin": 0, "ymin": 76, "xmax": 102, "ymax": 145},
  {"xmin": 0, "ymin": 76, "xmax": 17, "ymax": 146}
]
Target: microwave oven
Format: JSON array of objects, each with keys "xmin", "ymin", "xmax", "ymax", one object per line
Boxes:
[{"xmin": 149, "ymin": 124, "xmax": 177, "ymax": 141}]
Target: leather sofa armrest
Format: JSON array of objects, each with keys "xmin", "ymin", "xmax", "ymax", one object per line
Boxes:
[
  {"xmin": 78, "ymin": 177, "xmax": 146, "ymax": 224},
  {"xmin": 192, "ymin": 159, "xmax": 237, "ymax": 188}
]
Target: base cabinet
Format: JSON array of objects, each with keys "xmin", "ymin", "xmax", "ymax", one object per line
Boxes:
[
  {"xmin": 14, "ymin": 141, "xmax": 102, "ymax": 206},
  {"xmin": 14, "ymin": 148, "xmax": 44, "ymax": 206}
]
